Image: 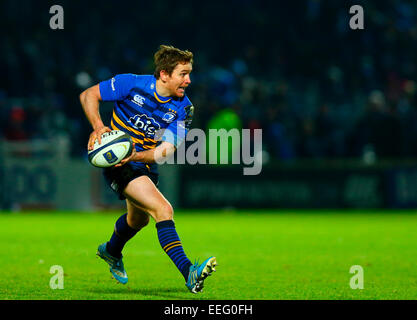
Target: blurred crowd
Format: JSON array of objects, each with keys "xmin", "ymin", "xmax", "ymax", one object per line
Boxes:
[{"xmin": 1, "ymin": 0, "xmax": 417, "ymax": 161}]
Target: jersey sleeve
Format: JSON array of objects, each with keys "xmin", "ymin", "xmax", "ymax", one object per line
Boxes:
[
  {"xmin": 161, "ymin": 104, "xmax": 194, "ymax": 148},
  {"xmin": 99, "ymin": 74, "xmax": 136, "ymax": 101}
]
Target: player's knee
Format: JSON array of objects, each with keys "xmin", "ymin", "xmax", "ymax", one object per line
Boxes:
[{"xmin": 155, "ymin": 202, "xmax": 174, "ymax": 221}]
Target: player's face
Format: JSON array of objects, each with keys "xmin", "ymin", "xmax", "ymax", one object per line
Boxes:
[{"xmin": 166, "ymin": 62, "xmax": 192, "ymax": 98}]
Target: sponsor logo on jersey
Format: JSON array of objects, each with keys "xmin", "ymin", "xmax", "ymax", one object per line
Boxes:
[
  {"xmin": 111, "ymin": 77, "xmax": 116, "ymax": 91},
  {"xmin": 162, "ymin": 112, "xmax": 177, "ymax": 123},
  {"xmin": 184, "ymin": 105, "xmax": 194, "ymax": 129},
  {"xmin": 150, "ymin": 83, "xmax": 155, "ymax": 90},
  {"xmin": 132, "ymin": 94, "xmax": 145, "ymax": 107},
  {"xmin": 128, "ymin": 114, "xmax": 161, "ymax": 137}
]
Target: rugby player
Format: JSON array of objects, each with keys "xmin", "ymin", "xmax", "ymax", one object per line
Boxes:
[{"xmin": 79, "ymin": 45, "xmax": 217, "ymax": 293}]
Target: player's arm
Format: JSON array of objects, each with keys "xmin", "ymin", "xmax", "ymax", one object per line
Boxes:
[
  {"xmin": 79, "ymin": 84, "xmax": 111, "ymax": 150},
  {"xmin": 115, "ymin": 141, "xmax": 176, "ymax": 167}
]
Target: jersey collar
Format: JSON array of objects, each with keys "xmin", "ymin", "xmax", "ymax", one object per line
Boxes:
[{"xmin": 152, "ymin": 77, "xmax": 172, "ymax": 103}]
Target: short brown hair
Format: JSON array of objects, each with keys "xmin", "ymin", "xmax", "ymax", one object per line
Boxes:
[{"xmin": 153, "ymin": 45, "xmax": 193, "ymax": 79}]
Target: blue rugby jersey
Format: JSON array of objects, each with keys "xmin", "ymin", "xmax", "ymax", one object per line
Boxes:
[{"xmin": 99, "ymin": 74, "xmax": 194, "ymax": 174}]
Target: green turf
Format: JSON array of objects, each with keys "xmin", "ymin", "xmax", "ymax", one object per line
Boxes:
[{"xmin": 0, "ymin": 210, "xmax": 417, "ymax": 300}]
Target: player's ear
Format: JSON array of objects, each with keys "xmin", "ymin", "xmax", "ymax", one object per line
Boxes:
[{"xmin": 160, "ymin": 70, "xmax": 170, "ymax": 81}]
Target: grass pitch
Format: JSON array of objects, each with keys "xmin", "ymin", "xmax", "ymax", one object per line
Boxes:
[{"xmin": 0, "ymin": 209, "xmax": 417, "ymax": 300}]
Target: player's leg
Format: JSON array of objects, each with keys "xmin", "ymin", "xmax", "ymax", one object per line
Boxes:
[
  {"xmin": 124, "ymin": 175, "xmax": 192, "ymax": 278},
  {"xmin": 97, "ymin": 204, "xmax": 149, "ymax": 285},
  {"xmin": 97, "ymin": 166, "xmax": 154, "ymax": 284},
  {"xmin": 126, "ymin": 199, "xmax": 150, "ymax": 229},
  {"xmin": 123, "ymin": 175, "xmax": 217, "ymax": 293},
  {"xmin": 105, "ymin": 200, "xmax": 150, "ymax": 259}
]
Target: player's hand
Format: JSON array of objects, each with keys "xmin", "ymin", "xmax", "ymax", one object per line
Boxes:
[
  {"xmin": 114, "ymin": 143, "xmax": 137, "ymax": 167},
  {"xmin": 87, "ymin": 126, "xmax": 112, "ymax": 151}
]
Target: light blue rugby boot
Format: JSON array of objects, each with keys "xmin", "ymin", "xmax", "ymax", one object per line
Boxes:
[
  {"xmin": 96, "ymin": 243, "xmax": 128, "ymax": 284},
  {"xmin": 186, "ymin": 256, "xmax": 217, "ymax": 293}
]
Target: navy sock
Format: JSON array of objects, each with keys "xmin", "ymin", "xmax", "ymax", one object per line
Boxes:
[
  {"xmin": 106, "ymin": 213, "xmax": 138, "ymax": 259},
  {"xmin": 156, "ymin": 220, "xmax": 192, "ymax": 281}
]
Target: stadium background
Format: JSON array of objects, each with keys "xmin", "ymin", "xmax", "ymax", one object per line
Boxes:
[
  {"xmin": 2, "ymin": 0, "xmax": 417, "ymax": 210},
  {"xmin": 1, "ymin": 0, "xmax": 417, "ymax": 300}
]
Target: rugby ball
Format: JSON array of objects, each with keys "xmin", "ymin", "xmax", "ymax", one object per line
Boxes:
[{"xmin": 88, "ymin": 130, "xmax": 133, "ymax": 168}]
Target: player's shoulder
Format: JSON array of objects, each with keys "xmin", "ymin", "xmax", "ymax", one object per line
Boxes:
[
  {"xmin": 172, "ymin": 95, "xmax": 193, "ymax": 114},
  {"xmin": 113, "ymin": 73, "xmax": 153, "ymax": 86}
]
